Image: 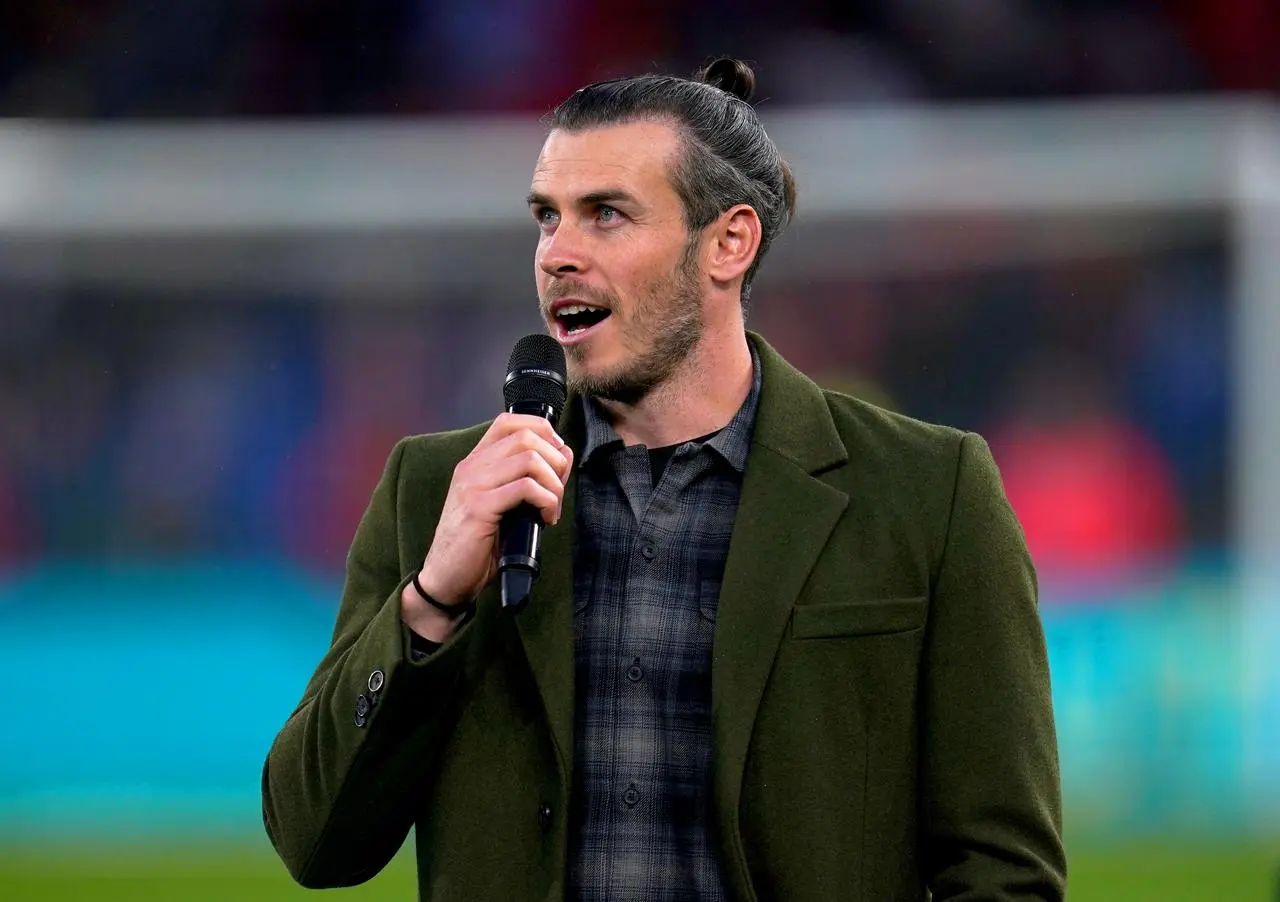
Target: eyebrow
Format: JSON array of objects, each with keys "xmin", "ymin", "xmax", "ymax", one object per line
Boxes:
[{"xmin": 526, "ymin": 188, "xmax": 640, "ymax": 209}]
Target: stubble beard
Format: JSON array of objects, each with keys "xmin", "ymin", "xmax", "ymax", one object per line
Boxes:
[{"xmin": 562, "ymin": 248, "xmax": 704, "ymax": 406}]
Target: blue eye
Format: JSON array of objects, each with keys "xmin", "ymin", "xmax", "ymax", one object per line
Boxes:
[
  {"xmin": 535, "ymin": 207, "xmax": 558, "ymax": 227},
  {"xmin": 598, "ymin": 205, "xmax": 619, "ymax": 222}
]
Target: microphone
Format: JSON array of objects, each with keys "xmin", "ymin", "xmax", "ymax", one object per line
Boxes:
[{"xmin": 499, "ymin": 333, "xmax": 568, "ymax": 611}]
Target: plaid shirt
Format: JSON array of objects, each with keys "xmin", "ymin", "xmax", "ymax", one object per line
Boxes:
[{"xmin": 568, "ymin": 351, "xmax": 761, "ymax": 902}]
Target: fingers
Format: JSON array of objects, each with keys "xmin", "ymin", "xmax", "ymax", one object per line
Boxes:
[
  {"xmin": 488, "ymin": 428, "xmax": 572, "ymax": 484},
  {"xmin": 479, "ymin": 412, "xmax": 567, "ymax": 455},
  {"xmin": 452, "ymin": 416, "xmax": 574, "ymax": 527},
  {"xmin": 489, "ymin": 477, "xmax": 563, "ymax": 526},
  {"xmin": 478, "ymin": 446, "xmax": 565, "ymax": 502}
]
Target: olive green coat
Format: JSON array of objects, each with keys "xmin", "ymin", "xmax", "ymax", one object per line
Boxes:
[{"xmin": 263, "ymin": 333, "xmax": 1066, "ymax": 901}]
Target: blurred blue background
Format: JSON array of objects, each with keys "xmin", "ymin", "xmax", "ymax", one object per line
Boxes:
[{"xmin": 0, "ymin": 1, "xmax": 1278, "ymax": 898}]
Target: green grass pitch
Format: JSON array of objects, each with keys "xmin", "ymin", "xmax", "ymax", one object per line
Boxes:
[{"xmin": 0, "ymin": 840, "xmax": 1274, "ymax": 901}]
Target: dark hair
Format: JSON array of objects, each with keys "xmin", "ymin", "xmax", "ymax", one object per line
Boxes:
[{"xmin": 548, "ymin": 57, "xmax": 798, "ymax": 308}]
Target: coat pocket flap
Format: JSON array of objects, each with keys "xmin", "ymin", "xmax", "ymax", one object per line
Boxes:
[{"xmin": 790, "ymin": 597, "xmax": 927, "ymax": 639}]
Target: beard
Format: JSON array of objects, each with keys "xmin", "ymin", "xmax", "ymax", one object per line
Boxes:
[{"xmin": 547, "ymin": 245, "xmax": 704, "ymax": 405}]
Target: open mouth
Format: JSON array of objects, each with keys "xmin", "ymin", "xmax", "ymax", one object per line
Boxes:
[{"xmin": 554, "ymin": 303, "xmax": 612, "ymax": 337}]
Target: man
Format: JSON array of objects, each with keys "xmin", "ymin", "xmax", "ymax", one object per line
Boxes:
[{"xmin": 262, "ymin": 58, "xmax": 1066, "ymax": 901}]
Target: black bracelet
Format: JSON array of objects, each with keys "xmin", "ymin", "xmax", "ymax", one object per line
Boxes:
[{"xmin": 411, "ymin": 571, "xmax": 474, "ymax": 621}]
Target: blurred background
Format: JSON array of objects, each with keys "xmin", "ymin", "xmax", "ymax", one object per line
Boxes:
[{"xmin": 0, "ymin": 1, "xmax": 1277, "ymax": 900}]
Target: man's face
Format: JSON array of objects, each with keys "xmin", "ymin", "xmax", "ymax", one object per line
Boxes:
[{"xmin": 528, "ymin": 120, "xmax": 704, "ymax": 404}]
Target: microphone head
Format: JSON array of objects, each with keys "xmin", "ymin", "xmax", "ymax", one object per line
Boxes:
[{"xmin": 504, "ymin": 333, "xmax": 567, "ymax": 417}]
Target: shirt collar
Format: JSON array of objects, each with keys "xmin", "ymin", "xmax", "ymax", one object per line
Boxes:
[{"xmin": 578, "ymin": 342, "xmax": 762, "ymax": 473}]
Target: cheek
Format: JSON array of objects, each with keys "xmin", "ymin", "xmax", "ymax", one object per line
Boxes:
[{"xmin": 619, "ymin": 248, "xmax": 676, "ymax": 294}]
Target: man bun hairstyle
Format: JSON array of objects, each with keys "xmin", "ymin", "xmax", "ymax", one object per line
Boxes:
[
  {"xmin": 697, "ymin": 56, "xmax": 756, "ymax": 103},
  {"xmin": 549, "ymin": 57, "xmax": 797, "ymax": 310}
]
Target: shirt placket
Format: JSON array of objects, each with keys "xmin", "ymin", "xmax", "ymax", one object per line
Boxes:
[{"xmin": 609, "ymin": 445, "xmax": 714, "ymax": 846}]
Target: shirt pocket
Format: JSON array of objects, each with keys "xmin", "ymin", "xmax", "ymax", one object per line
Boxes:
[{"xmin": 789, "ymin": 596, "xmax": 927, "ymax": 639}]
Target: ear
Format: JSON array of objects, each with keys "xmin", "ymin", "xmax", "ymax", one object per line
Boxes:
[{"xmin": 704, "ymin": 204, "xmax": 762, "ymax": 288}]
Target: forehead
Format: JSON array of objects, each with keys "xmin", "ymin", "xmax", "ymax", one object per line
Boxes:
[{"xmin": 531, "ymin": 120, "xmax": 682, "ymax": 200}]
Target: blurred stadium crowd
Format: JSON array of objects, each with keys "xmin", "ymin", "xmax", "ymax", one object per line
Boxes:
[
  {"xmin": 0, "ymin": 246, "xmax": 1229, "ymax": 588},
  {"xmin": 0, "ymin": 0, "xmax": 1275, "ymax": 118},
  {"xmin": 0, "ymin": 1, "xmax": 1247, "ymax": 591}
]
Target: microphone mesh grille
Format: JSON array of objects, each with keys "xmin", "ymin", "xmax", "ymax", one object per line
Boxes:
[
  {"xmin": 507, "ymin": 333, "xmax": 565, "ymax": 376},
  {"xmin": 504, "ymin": 334, "xmax": 567, "ymax": 414}
]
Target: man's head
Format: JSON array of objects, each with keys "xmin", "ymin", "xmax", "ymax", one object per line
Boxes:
[{"xmin": 529, "ymin": 58, "xmax": 797, "ymax": 403}]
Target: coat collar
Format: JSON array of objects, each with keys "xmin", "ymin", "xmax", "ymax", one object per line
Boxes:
[{"xmin": 740, "ymin": 330, "xmax": 848, "ymax": 476}]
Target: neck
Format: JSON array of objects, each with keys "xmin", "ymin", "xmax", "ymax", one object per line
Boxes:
[{"xmin": 597, "ymin": 329, "xmax": 753, "ymax": 449}]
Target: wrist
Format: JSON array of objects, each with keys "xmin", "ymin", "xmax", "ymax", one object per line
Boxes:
[
  {"xmin": 400, "ymin": 582, "xmax": 458, "ymax": 643},
  {"xmin": 413, "ymin": 566, "xmax": 470, "ymax": 608},
  {"xmin": 400, "ymin": 571, "xmax": 474, "ymax": 643}
]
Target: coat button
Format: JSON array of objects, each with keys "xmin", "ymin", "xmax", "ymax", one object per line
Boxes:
[
  {"xmin": 356, "ymin": 694, "xmax": 372, "ymax": 718},
  {"xmin": 623, "ymin": 785, "xmax": 640, "ymax": 807},
  {"xmin": 538, "ymin": 804, "xmax": 552, "ymax": 833},
  {"xmin": 368, "ymin": 670, "xmax": 385, "ymax": 693},
  {"xmin": 354, "ymin": 712, "xmax": 367, "ymax": 728}
]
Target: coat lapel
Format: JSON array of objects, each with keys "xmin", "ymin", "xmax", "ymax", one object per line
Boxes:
[
  {"xmin": 511, "ymin": 398, "xmax": 585, "ymax": 784},
  {"xmin": 712, "ymin": 334, "xmax": 849, "ymax": 895}
]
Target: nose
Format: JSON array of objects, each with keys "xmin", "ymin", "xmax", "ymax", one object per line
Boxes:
[{"xmin": 537, "ymin": 223, "xmax": 587, "ymax": 277}]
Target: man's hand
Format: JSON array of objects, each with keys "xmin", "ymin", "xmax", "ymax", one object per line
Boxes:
[{"xmin": 402, "ymin": 414, "xmax": 573, "ymax": 640}]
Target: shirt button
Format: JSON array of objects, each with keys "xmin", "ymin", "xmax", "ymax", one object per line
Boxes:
[
  {"xmin": 623, "ymin": 785, "xmax": 640, "ymax": 807},
  {"xmin": 641, "ymin": 544, "xmax": 656, "ymax": 561},
  {"xmin": 538, "ymin": 803, "xmax": 553, "ymax": 833},
  {"xmin": 626, "ymin": 662, "xmax": 643, "ymax": 682}
]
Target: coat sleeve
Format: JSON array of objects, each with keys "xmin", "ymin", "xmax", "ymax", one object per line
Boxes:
[
  {"xmin": 921, "ymin": 432, "xmax": 1067, "ymax": 901},
  {"xmin": 261, "ymin": 437, "xmax": 479, "ymax": 888}
]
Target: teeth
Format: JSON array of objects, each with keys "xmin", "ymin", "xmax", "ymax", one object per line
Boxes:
[{"xmin": 556, "ymin": 303, "xmax": 602, "ymax": 317}]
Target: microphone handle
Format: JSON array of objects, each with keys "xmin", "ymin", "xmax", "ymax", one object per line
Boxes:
[
  {"xmin": 498, "ymin": 502, "xmax": 542, "ymax": 574},
  {"xmin": 499, "ymin": 503, "xmax": 541, "ymax": 612},
  {"xmin": 498, "ymin": 398, "xmax": 558, "ymax": 611}
]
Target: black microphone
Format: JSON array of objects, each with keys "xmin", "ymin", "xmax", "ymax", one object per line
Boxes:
[{"xmin": 499, "ymin": 333, "xmax": 568, "ymax": 611}]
